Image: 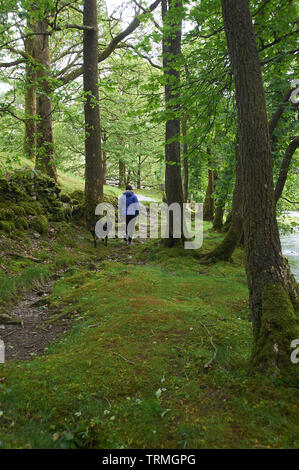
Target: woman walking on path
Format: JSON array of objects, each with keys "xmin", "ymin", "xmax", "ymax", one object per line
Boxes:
[{"xmin": 118, "ymin": 185, "xmax": 140, "ymax": 245}]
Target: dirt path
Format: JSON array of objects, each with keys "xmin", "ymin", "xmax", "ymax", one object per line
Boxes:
[
  {"xmin": 0, "ymin": 226, "xmax": 150, "ymax": 362},
  {"xmin": 0, "ymin": 280, "xmax": 72, "ymax": 361}
]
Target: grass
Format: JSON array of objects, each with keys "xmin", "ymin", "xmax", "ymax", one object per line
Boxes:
[
  {"xmin": 0, "ymin": 156, "xmax": 298, "ymax": 449},
  {"xmin": 0, "ymin": 221, "xmax": 298, "ymax": 449},
  {"xmin": 0, "ymin": 154, "xmax": 162, "ymax": 201}
]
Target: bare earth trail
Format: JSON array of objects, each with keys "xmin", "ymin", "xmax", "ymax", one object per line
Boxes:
[
  {"xmin": 1, "ymin": 280, "xmax": 71, "ymax": 361},
  {"xmin": 0, "ymin": 231, "xmax": 148, "ymax": 362}
]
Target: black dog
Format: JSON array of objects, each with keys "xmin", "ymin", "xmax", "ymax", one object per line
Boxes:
[{"xmin": 88, "ymin": 220, "xmax": 112, "ymax": 248}]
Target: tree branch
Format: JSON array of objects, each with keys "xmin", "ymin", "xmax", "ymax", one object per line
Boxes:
[
  {"xmin": 60, "ymin": 0, "xmax": 162, "ymax": 85},
  {"xmin": 268, "ymin": 88, "xmax": 293, "ymax": 136},
  {"xmin": 275, "ymin": 136, "xmax": 299, "ymax": 204}
]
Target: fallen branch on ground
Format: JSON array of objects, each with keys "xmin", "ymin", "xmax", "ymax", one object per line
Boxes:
[
  {"xmin": 199, "ymin": 322, "xmax": 218, "ymax": 368},
  {"xmin": 113, "ymin": 352, "xmax": 137, "ymax": 365},
  {"xmin": 4, "ymin": 252, "xmax": 42, "ymax": 263}
]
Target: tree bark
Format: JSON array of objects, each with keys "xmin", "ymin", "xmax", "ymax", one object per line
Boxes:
[
  {"xmin": 102, "ymin": 130, "xmax": 108, "ymax": 185},
  {"xmin": 221, "ymin": 0, "xmax": 299, "ymax": 373},
  {"xmin": 213, "ymin": 206, "xmax": 224, "ymax": 231},
  {"xmin": 212, "ymin": 172, "xmax": 227, "ymax": 231},
  {"xmin": 23, "ymin": 20, "xmax": 37, "ymax": 160},
  {"xmin": 203, "ymin": 154, "xmax": 215, "ymax": 222},
  {"xmin": 182, "ymin": 112, "xmax": 189, "ymax": 202},
  {"xmin": 162, "ymin": 0, "xmax": 185, "ymax": 246},
  {"xmin": 201, "ymin": 153, "xmax": 243, "ymax": 261},
  {"xmin": 137, "ymin": 155, "xmax": 141, "ymax": 189},
  {"xmin": 34, "ymin": 19, "xmax": 57, "ymax": 180},
  {"xmin": 275, "ymin": 136, "xmax": 299, "ymax": 204},
  {"xmin": 205, "ymin": 87, "xmax": 297, "ymax": 260},
  {"xmin": 118, "ymin": 160, "xmax": 126, "ymax": 188},
  {"xmin": 83, "ymin": 0, "xmax": 103, "ymax": 214}
]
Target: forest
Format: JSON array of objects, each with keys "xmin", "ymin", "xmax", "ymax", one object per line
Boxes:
[{"xmin": 0, "ymin": 0, "xmax": 298, "ymax": 452}]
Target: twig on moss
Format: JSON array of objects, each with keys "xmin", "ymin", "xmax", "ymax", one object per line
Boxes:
[
  {"xmin": 113, "ymin": 352, "xmax": 137, "ymax": 365},
  {"xmin": 4, "ymin": 252, "xmax": 42, "ymax": 263},
  {"xmin": 199, "ymin": 322, "xmax": 217, "ymax": 368}
]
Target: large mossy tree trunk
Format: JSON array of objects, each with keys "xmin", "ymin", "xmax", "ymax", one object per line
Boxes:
[
  {"xmin": 24, "ymin": 20, "xmax": 37, "ymax": 160},
  {"xmin": 34, "ymin": 19, "xmax": 57, "ymax": 181},
  {"xmin": 162, "ymin": 0, "xmax": 185, "ymax": 247},
  {"xmin": 83, "ymin": 0, "xmax": 103, "ymax": 217},
  {"xmin": 221, "ymin": 0, "xmax": 299, "ymax": 373},
  {"xmin": 204, "ymin": 90, "xmax": 295, "ymax": 261}
]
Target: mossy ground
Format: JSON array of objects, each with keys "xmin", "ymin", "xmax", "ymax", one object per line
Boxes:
[
  {"xmin": 0, "ymin": 157, "xmax": 298, "ymax": 449},
  {"xmin": 0, "ymin": 218, "xmax": 298, "ymax": 449}
]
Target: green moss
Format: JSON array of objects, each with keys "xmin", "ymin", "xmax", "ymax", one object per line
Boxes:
[
  {"xmin": 70, "ymin": 198, "xmax": 79, "ymax": 206},
  {"xmin": 0, "ymin": 220, "xmax": 14, "ymax": 232},
  {"xmin": 11, "ymin": 205, "xmax": 27, "ymax": 217},
  {"xmin": 50, "ymin": 208, "xmax": 65, "ymax": 221},
  {"xmin": 30, "ymin": 215, "xmax": 49, "ymax": 234},
  {"xmin": 0, "ymin": 207, "xmax": 14, "ymax": 220},
  {"xmin": 15, "ymin": 216, "xmax": 29, "ymax": 230},
  {"xmin": 69, "ymin": 189, "xmax": 84, "ymax": 201},
  {"xmin": 0, "ymin": 177, "xmax": 9, "ymax": 193},
  {"xmin": 60, "ymin": 193, "xmax": 71, "ymax": 203},
  {"xmin": 20, "ymin": 201, "xmax": 43, "ymax": 216},
  {"xmin": 198, "ymin": 220, "xmax": 243, "ymax": 263},
  {"xmin": 251, "ymin": 283, "xmax": 299, "ymax": 374}
]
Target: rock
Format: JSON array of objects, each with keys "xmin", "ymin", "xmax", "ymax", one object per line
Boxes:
[
  {"xmin": 15, "ymin": 217, "xmax": 29, "ymax": 230},
  {"xmin": 0, "ymin": 220, "xmax": 14, "ymax": 233},
  {"xmin": 31, "ymin": 215, "xmax": 48, "ymax": 234},
  {"xmin": 60, "ymin": 194, "xmax": 71, "ymax": 203}
]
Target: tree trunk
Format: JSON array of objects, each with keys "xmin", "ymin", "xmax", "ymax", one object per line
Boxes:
[
  {"xmin": 34, "ymin": 19, "xmax": 57, "ymax": 180},
  {"xmin": 275, "ymin": 136, "xmax": 299, "ymax": 204},
  {"xmin": 203, "ymin": 155, "xmax": 215, "ymax": 222},
  {"xmin": 137, "ymin": 155, "xmax": 141, "ymax": 189},
  {"xmin": 102, "ymin": 130, "xmax": 108, "ymax": 185},
  {"xmin": 221, "ymin": 0, "xmax": 299, "ymax": 373},
  {"xmin": 126, "ymin": 170, "xmax": 131, "ymax": 186},
  {"xmin": 24, "ymin": 20, "xmax": 37, "ymax": 160},
  {"xmin": 205, "ymin": 86, "xmax": 296, "ymax": 260},
  {"xmin": 162, "ymin": 0, "xmax": 185, "ymax": 246},
  {"xmin": 182, "ymin": 113, "xmax": 189, "ymax": 202},
  {"xmin": 212, "ymin": 171, "xmax": 224, "ymax": 230},
  {"xmin": 202, "ymin": 155, "xmax": 243, "ymax": 262},
  {"xmin": 222, "ymin": 211, "xmax": 232, "ymax": 232},
  {"xmin": 83, "ymin": 0, "xmax": 103, "ymax": 215},
  {"xmin": 118, "ymin": 160, "xmax": 126, "ymax": 188},
  {"xmin": 213, "ymin": 206, "xmax": 224, "ymax": 231},
  {"xmin": 102, "ymin": 155, "xmax": 107, "ymax": 185}
]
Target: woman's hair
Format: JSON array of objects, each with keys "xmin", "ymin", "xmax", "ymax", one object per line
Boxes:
[{"xmin": 126, "ymin": 185, "xmax": 133, "ymax": 191}]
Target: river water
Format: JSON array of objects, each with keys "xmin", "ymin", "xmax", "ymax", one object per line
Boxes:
[{"xmin": 280, "ymin": 211, "xmax": 299, "ymax": 282}]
